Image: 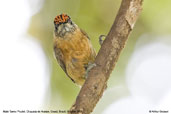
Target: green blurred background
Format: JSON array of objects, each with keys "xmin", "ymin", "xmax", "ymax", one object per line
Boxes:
[{"xmin": 28, "ymin": 0, "xmax": 171, "ymax": 113}]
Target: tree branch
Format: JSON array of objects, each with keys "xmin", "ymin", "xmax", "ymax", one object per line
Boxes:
[{"xmin": 69, "ymin": 0, "xmax": 143, "ymax": 114}]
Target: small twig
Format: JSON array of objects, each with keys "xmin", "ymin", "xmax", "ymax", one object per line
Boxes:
[{"xmin": 69, "ymin": 0, "xmax": 143, "ymax": 114}]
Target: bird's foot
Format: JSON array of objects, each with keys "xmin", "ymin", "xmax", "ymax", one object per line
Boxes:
[
  {"xmin": 99, "ymin": 35, "xmax": 106, "ymax": 45},
  {"xmin": 85, "ymin": 63, "xmax": 96, "ymax": 79}
]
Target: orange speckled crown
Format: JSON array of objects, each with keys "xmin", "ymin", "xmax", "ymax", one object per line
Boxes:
[{"xmin": 54, "ymin": 14, "xmax": 70, "ymax": 25}]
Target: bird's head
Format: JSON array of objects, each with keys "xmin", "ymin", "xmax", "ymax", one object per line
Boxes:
[{"xmin": 54, "ymin": 14, "xmax": 77, "ymax": 37}]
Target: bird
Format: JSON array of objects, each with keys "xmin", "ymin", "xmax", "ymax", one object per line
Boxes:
[{"xmin": 53, "ymin": 14, "xmax": 96, "ymax": 86}]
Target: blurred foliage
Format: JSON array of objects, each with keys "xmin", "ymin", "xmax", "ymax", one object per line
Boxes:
[{"xmin": 28, "ymin": 0, "xmax": 171, "ymax": 113}]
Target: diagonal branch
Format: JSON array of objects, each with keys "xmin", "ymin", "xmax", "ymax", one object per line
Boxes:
[{"xmin": 69, "ymin": 0, "xmax": 143, "ymax": 114}]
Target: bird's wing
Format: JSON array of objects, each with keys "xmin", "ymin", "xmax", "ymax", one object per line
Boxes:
[
  {"xmin": 80, "ymin": 28, "xmax": 97, "ymax": 71},
  {"xmin": 53, "ymin": 46, "xmax": 75, "ymax": 83}
]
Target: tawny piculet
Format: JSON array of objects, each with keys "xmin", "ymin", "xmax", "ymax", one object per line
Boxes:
[{"xmin": 53, "ymin": 14, "xmax": 96, "ymax": 86}]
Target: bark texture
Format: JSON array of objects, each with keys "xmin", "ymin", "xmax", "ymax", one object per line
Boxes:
[{"xmin": 69, "ymin": 0, "xmax": 143, "ymax": 114}]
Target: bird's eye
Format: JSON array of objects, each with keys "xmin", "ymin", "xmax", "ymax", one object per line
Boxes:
[
  {"xmin": 70, "ymin": 21, "xmax": 73, "ymax": 25},
  {"xmin": 68, "ymin": 19, "xmax": 73, "ymax": 25}
]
